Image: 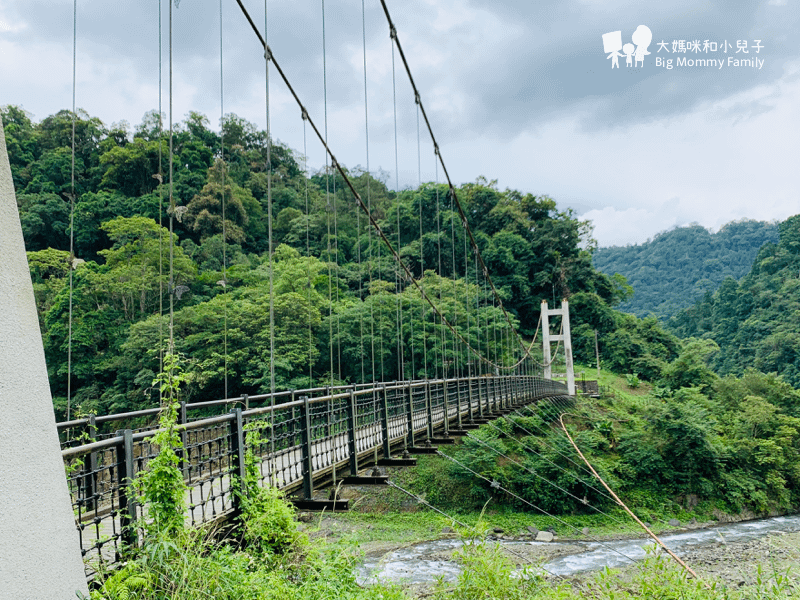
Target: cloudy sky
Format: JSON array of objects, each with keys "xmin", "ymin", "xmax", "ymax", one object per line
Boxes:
[{"xmin": 1, "ymin": 0, "xmax": 798, "ymax": 246}]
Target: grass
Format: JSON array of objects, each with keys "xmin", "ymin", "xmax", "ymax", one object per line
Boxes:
[
  {"xmin": 430, "ymin": 539, "xmax": 800, "ymax": 600},
  {"xmin": 93, "ymin": 363, "xmax": 800, "ymax": 599},
  {"xmin": 315, "ymin": 503, "xmax": 724, "ymax": 548}
]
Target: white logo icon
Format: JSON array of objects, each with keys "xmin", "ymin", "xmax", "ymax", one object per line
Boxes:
[{"xmin": 603, "ymin": 26, "xmax": 652, "ymax": 68}]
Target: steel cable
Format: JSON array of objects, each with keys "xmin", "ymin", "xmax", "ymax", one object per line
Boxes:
[
  {"xmin": 385, "ymin": 480, "xmax": 565, "ymax": 581},
  {"xmin": 67, "ymin": 0, "xmax": 77, "ymax": 423},
  {"xmin": 437, "ymin": 451, "xmax": 642, "ymax": 570},
  {"xmin": 232, "ymin": 0, "xmax": 530, "ymax": 373}
]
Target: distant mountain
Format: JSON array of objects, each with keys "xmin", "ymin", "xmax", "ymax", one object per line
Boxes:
[
  {"xmin": 592, "ymin": 220, "xmax": 779, "ymax": 321},
  {"xmin": 668, "ymin": 215, "xmax": 800, "ymax": 387}
]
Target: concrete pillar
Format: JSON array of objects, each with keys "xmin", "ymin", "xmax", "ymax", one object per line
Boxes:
[
  {"xmin": 562, "ymin": 299, "xmax": 575, "ymax": 396},
  {"xmin": 0, "ymin": 117, "xmax": 89, "ymax": 597}
]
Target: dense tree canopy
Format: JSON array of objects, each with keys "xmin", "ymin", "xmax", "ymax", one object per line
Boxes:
[
  {"xmin": 668, "ymin": 215, "xmax": 800, "ymax": 387},
  {"xmin": 593, "ymin": 221, "xmax": 779, "ymax": 321},
  {"xmin": 6, "ymin": 105, "xmax": 800, "ymax": 516},
  {"xmin": 5, "ymin": 105, "xmax": 640, "ymax": 418}
]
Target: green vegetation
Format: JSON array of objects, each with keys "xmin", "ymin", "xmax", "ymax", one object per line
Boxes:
[
  {"xmin": 593, "ymin": 221, "xmax": 778, "ymax": 321},
  {"xmin": 443, "ymin": 366, "xmax": 800, "ymax": 516},
  {"xmin": 432, "ymin": 540, "xmax": 798, "ymax": 600},
  {"xmin": 7, "ymin": 105, "xmax": 800, "ymax": 597},
  {"xmin": 5, "ymin": 104, "xmax": 653, "ymax": 419},
  {"xmin": 668, "ymin": 215, "xmax": 800, "ymax": 387}
]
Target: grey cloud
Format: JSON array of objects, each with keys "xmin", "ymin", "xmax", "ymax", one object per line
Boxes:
[
  {"xmin": 406, "ymin": 0, "xmax": 800, "ymax": 138},
  {"xmin": 6, "ymin": 0, "xmax": 799, "ymax": 143}
]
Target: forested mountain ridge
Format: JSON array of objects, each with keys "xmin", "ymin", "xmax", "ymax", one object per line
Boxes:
[
  {"xmin": 6, "ymin": 104, "xmax": 657, "ymax": 418},
  {"xmin": 668, "ymin": 214, "xmax": 800, "ymax": 387},
  {"xmin": 592, "ymin": 221, "xmax": 779, "ymax": 321}
]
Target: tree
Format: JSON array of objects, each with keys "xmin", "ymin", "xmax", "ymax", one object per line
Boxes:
[
  {"xmin": 98, "ymin": 216, "xmax": 196, "ymax": 321},
  {"xmin": 99, "ymin": 138, "xmax": 166, "ymax": 197},
  {"xmin": 185, "ymin": 159, "xmax": 253, "ymax": 244}
]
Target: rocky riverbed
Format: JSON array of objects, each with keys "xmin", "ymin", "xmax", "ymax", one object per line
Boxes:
[{"xmin": 335, "ymin": 514, "xmax": 800, "ymax": 591}]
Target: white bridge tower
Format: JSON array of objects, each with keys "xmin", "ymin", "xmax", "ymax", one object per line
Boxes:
[{"xmin": 541, "ymin": 299, "xmax": 575, "ymax": 396}]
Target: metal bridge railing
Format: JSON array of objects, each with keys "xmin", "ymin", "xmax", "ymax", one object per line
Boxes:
[{"xmin": 60, "ymin": 375, "xmax": 568, "ymax": 574}]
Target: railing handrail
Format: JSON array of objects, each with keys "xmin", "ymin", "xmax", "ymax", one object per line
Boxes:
[
  {"xmin": 59, "ymin": 374, "xmax": 550, "ymax": 459},
  {"xmin": 55, "ymin": 376, "xmax": 497, "ymax": 432}
]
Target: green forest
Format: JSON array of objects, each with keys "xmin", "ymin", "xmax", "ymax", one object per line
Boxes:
[
  {"xmin": 592, "ymin": 221, "xmax": 778, "ymax": 321},
  {"xmin": 6, "ymin": 105, "xmax": 800, "ymax": 598},
  {"xmin": 668, "ymin": 215, "xmax": 800, "ymax": 387},
  {"xmin": 5, "ymin": 104, "xmax": 632, "ymax": 419},
  {"xmin": 6, "ymin": 104, "xmax": 800, "ymax": 516}
]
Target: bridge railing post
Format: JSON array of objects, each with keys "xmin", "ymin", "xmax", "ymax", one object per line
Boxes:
[
  {"xmin": 455, "ymin": 377, "xmax": 462, "ymax": 429},
  {"xmin": 497, "ymin": 378, "xmax": 503, "ymax": 412},
  {"xmin": 298, "ymin": 396, "xmax": 314, "ymax": 499},
  {"xmin": 177, "ymin": 401, "xmax": 187, "ymax": 472},
  {"xmin": 425, "ymin": 381, "xmax": 433, "ymax": 441},
  {"xmin": 381, "ymin": 384, "xmax": 391, "ymax": 458},
  {"xmin": 477, "ymin": 377, "xmax": 485, "ymax": 418},
  {"xmin": 115, "ymin": 429, "xmax": 138, "ymax": 551},
  {"xmin": 287, "ymin": 392, "xmax": 297, "ymax": 457},
  {"xmin": 405, "ymin": 382, "xmax": 415, "ymax": 448},
  {"xmin": 442, "ymin": 379, "xmax": 450, "ymax": 436},
  {"xmin": 83, "ymin": 414, "xmax": 98, "ymax": 512},
  {"xmin": 230, "ymin": 408, "xmax": 247, "ymax": 511},
  {"xmin": 346, "ymin": 390, "xmax": 358, "ymax": 475},
  {"xmin": 497, "ymin": 377, "xmax": 503, "ymax": 411},
  {"xmin": 467, "ymin": 377, "xmax": 475, "ymax": 423}
]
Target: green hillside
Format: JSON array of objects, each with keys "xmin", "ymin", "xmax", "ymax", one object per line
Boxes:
[
  {"xmin": 593, "ymin": 221, "xmax": 779, "ymax": 321},
  {"xmin": 5, "ymin": 105, "xmax": 666, "ymax": 418},
  {"xmin": 668, "ymin": 214, "xmax": 800, "ymax": 387}
]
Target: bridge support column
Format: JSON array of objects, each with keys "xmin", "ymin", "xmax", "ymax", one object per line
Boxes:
[
  {"xmin": 0, "ymin": 117, "xmax": 89, "ymax": 598},
  {"xmin": 541, "ymin": 300, "xmax": 575, "ymax": 396}
]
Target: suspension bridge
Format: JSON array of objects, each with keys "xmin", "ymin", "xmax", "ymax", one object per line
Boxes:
[{"xmin": 0, "ymin": 0, "xmax": 703, "ymax": 593}]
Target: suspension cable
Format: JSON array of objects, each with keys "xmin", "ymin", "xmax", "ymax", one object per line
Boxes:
[
  {"xmin": 488, "ymin": 415, "xmax": 617, "ymax": 504},
  {"xmin": 232, "ymin": 0, "xmax": 522, "ymax": 373},
  {"xmin": 168, "ymin": 0, "xmax": 175, "ymax": 363},
  {"xmin": 263, "ymin": 0, "xmax": 275, "ymax": 398},
  {"xmin": 303, "ymin": 117, "xmax": 313, "ymax": 385},
  {"xmin": 219, "ymin": 0, "xmax": 229, "ymax": 399},
  {"xmin": 157, "ymin": 0, "xmax": 164, "ymax": 400},
  {"xmin": 416, "ymin": 105, "xmax": 428, "ymax": 378},
  {"xmin": 559, "ymin": 414, "xmax": 709, "ymax": 587},
  {"xmin": 320, "ymin": 0, "xmax": 334, "ymax": 386},
  {"xmin": 391, "ymin": 39, "xmax": 404, "ymax": 382},
  {"xmin": 361, "ymin": 0, "xmax": 376, "ymax": 386},
  {"xmin": 66, "ymin": 0, "xmax": 77, "ymax": 423},
  {"xmin": 437, "ymin": 451, "xmax": 642, "ymax": 570},
  {"xmin": 465, "ymin": 432, "xmax": 624, "ymax": 523},
  {"xmin": 378, "ymin": 0, "xmax": 541, "ymax": 363}
]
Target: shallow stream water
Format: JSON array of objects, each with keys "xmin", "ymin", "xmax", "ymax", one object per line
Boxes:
[{"xmin": 358, "ymin": 514, "xmax": 800, "ymax": 585}]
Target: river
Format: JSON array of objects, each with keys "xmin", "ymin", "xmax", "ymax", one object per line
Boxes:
[{"xmin": 358, "ymin": 514, "xmax": 800, "ymax": 585}]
